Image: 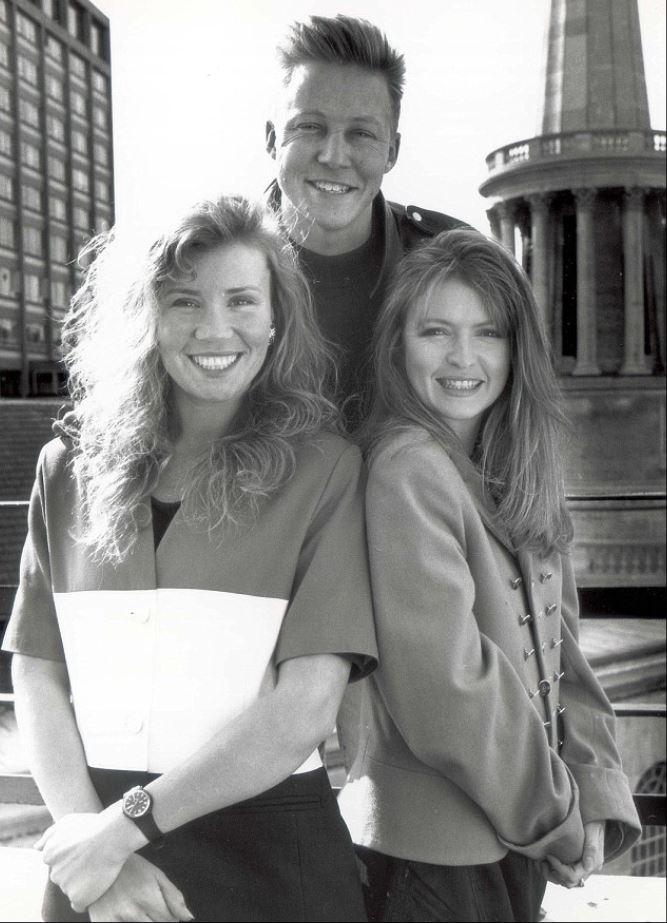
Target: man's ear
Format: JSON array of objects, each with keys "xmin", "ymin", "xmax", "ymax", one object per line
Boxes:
[
  {"xmin": 266, "ymin": 121, "xmax": 277, "ymax": 159},
  {"xmin": 385, "ymin": 132, "xmax": 401, "ymax": 174}
]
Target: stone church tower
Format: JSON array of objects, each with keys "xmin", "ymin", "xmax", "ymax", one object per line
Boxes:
[{"xmin": 480, "ymin": 0, "xmax": 665, "ymax": 598}]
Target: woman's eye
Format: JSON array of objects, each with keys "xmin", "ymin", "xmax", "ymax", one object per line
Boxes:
[
  {"xmin": 479, "ymin": 328, "xmax": 503, "ymax": 338},
  {"xmin": 172, "ymin": 298, "xmax": 199, "ymax": 310},
  {"xmin": 229, "ymin": 296, "xmax": 256, "ymax": 308},
  {"xmin": 422, "ymin": 327, "xmax": 447, "ymax": 337}
]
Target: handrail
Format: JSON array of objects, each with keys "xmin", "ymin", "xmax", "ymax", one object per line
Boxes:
[{"xmin": 485, "ymin": 128, "xmax": 666, "ymax": 173}]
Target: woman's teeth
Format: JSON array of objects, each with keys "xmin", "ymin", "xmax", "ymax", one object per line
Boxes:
[
  {"xmin": 190, "ymin": 354, "xmax": 239, "ymax": 371},
  {"xmin": 311, "ymin": 181, "xmax": 353, "ymax": 195},
  {"xmin": 437, "ymin": 379, "xmax": 482, "ymax": 391}
]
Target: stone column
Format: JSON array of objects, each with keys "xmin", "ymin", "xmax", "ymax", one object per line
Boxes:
[
  {"xmin": 497, "ymin": 201, "xmax": 515, "ymax": 254},
  {"xmin": 572, "ymin": 188, "xmax": 601, "ymax": 376},
  {"xmin": 528, "ymin": 193, "xmax": 551, "ymax": 324},
  {"xmin": 621, "ymin": 187, "xmax": 650, "ymax": 375},
  {"xmin": 487, "ymin": 207, "xmax": 501, "ymax": 242}
]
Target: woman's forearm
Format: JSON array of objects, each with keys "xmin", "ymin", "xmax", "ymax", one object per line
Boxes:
[
  {"xmin": 11, "ymin": 653, "xmax": 102, "ymax": 818},
  {"xmin": 98, "ymin": 653, "xmax": 350, "ymax": 850}
]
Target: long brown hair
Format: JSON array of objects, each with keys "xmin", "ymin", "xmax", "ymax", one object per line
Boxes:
[
  {"xmin": 61, "ymin": 195, "xmax": 340, "ymax": 563},
  {"xmin": 366, "ymin": 229, "xmax": 573, "ymax": 555}
]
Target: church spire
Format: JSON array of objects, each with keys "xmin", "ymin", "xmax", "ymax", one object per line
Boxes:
[{"xmin": 540, "ymin": 0, "xmax": 651, "ymax": 134}]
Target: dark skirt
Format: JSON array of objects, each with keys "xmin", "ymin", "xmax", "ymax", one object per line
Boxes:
[{"xmin": 43, "ymin": 767, "xmax": 367, "ymax": 922}]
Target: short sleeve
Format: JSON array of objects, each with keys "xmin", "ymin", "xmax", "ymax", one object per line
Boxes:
[
  {"xmin": 273, "ymin": 444, "xmax": 377, "ymax": 681},
  {"xmin": 1, "ymin": 448, "xmax": 65, "ymax": 662}
]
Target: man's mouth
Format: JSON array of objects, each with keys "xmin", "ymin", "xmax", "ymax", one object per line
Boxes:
[
  {"xmin": 436, "ymin": 378, "xmax": 483, "ymax": 393},
  {"xmin": 189, "ymin": 354, "xmax": 241, "ymax": 371},
  {"xmin": 308, "ymin": 180, "xmax": 356, "ymax": 195}
]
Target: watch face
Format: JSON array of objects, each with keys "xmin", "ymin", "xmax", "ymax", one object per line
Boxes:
[{"xmin": 123, "ymin": 787, "xmax": 151, "ymax": 819}]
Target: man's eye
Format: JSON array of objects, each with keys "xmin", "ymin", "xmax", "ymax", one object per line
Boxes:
[{"xmin": 295, "ymin": 122, "xmax": 322, "ymax": 133}]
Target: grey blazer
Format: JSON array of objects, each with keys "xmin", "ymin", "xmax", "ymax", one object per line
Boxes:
[{"xmin": 338, "ymin": 426, "xmax": 641, "ymax": 867}]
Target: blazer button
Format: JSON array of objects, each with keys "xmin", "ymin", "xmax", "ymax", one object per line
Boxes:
[
  {"xmin": 411, "ymin": 210, "xmax": 423, "ymax": 222},
  {"xmin": 538, "ymin": 679, "xmax": 551, "ymax": 697},
  {"xmin": 510, "ymin": 576, "xmax": 523, "ymax": 589},
  {"xmin": 123, "ymin": 715, "xmax": 144, "ymax": 734},
  {"xmin": 540, "ymin": 572, "xmax": 554, "ymax": 583}
]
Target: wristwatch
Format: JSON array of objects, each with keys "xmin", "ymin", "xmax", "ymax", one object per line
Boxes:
[{"xmin": 121, "ymin": 785, "xmax": 164, "ymax": 845}]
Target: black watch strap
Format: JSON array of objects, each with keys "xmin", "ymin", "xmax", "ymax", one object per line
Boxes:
[{"xmin": 131, "ymin": 811, "xmax": 165, "ymax": 846}]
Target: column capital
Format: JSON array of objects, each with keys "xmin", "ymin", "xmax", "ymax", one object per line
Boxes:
[
  {"xmin": 496, "ymin": 200, "xmax": 515, "ymax": 220},
  {"xmin": 527, "ymin": 192, "xmax": 551, "ymax": 212},
  {"xmin": 573, "ymin": 187, "xmax": 597, "ymax": 208},
  {"xmin": 623, "ymin": 186, "xmax": 646, "ymax": 208}
]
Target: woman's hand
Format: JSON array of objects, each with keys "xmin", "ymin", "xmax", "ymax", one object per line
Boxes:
[
  {"xmin": 88, "ymin": 854, "xmax": 194, "ymax": 922},
  {"xmin": 541, "ymin": 820, "xmax": 606, "ymax": 889},
  {"xmin": 35, "ymin": 809, "xmax": 137, "ymax": 911}
]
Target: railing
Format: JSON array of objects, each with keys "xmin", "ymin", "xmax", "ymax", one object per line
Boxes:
[{"xmin": 485, "ymin": 129, "xmax": 666, "ymax": 172}]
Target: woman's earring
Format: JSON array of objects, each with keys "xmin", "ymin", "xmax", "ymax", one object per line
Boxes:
[{"xmin": 268, "ymin": 324, "xmax": 276, "ymax": 345}]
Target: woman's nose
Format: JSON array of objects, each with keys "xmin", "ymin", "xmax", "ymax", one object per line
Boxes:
[
  {"xmin": 317, "ymin": 130, "xmax": 352, "ymax": 168},
  {"xmin": 446, "ymin": 336, "xmax": 475, "ymax": 367},
  {"xmin": 194, "ymin": 307, "xmax": 233, "ymax": 340}
]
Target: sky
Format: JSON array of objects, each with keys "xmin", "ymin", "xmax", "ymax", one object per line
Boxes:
[{"xmin": 93, "ymin": 0, "xmax": 666, "ymax": 236}]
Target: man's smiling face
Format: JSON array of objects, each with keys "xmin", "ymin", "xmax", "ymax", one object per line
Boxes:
[{"xmin": 267, "ymin": 61, "xmax": 400, "ymax": 255}]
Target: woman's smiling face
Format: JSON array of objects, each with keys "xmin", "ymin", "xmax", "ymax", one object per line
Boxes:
[
  {"xmin": 403, "ymin": 276, "xmax": 511, "ymax": 452},
  {"xmin": 157, "ymin": 242, "xmax": 273, "ymax": 418}
]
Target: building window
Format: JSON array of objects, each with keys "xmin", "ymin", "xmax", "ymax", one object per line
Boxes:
[
  {"xmin": 0, "ymin": 85, "xmax": 10, "ymax": 112},
  {"xmin": 90, "ymin": 22, "xmax": 104, "ymax": 58},
  {"xmin": 0, "ymin": 42, "xmax": 9, "ymax": 69},
  {"xmin": 0, "ymin": 2, "xmax": 6, "ymax": 23},
  {"xmin": 631, "ymin": 761, "xmax": 666, "ymax": 877},
  {"xmin": 70, "ymin": 52, "xmax": 86, "ymax": 78},
  {"xmin": 51, "ymin": 279, "xmax": 67, "ymax": 306},
  {"xmin": 18, "ymin": 55, "xmax": 38, "ymax": 85},
  {"xmin": 43, "ymin": 0, "xmax": 61, "ymax": 22},
  {"xmin": 23, "ymin": 184, "xmax": 41, "ymax": 210},
  {"xmin": 73, "ymin": 205, "xmax": 89, "ymax": 228},
  {"xmin": 24, "ymin": 272, "xmax": 42, "ymax": 302},
  {"xmin": 20, "ymin": 98, "xmax": 40, "ymax": 127},
  {"xmin": 92, "ymin": 105, "xmax": 107, "ymax": 131},
  {"xmin": 0, "ymin": 174, "xmax": 12, "ymax": 200},
  {"xmin": 26, "ymin": 322, "xmax": 45, "ymax": 344},
  {"xmin": 46, "ymin": 74, "xmax": 64, "ymax": 101},
  {"xmin": 71, "ymin": 90, "xmax": 87, "ymax": 117},
  {"xmin": 16, "ymin": 12, "xmax": 38, "ymax": 44},
  {"xmin": 51, "ymin": 234, "xmax": 68, "ymax": 262},
  {"xmin": 72, "ymin": 128, "xmax": 87, "ymax": 154},
  {"xmin": 0, "ymin": 214, "xmax": 15, "ymax": 247},
  {"xmin": 47, "ymin": 113, "xmax": 66, "ymax": 142},
  {"xmin": 0, "ymin": 266, "xmax": 12, "ymax": 295},
  {"xmin": 48, "ymin": 155, "xmax": 66, "ymax": 181},
  {"xmin": 21, "ymin": 141, "xmax": 41, "ymax": 170},
  {"xmin": 92, "ymin": 70, "xmax": 107, "ymax": 94},
  {"xmin": 23, "ymin": 225, "xmax": 42, "ymax": 255},
  {"xmin": 93, "ymin": 141, "xmax": 109, "ymax": 166},
  {"xmin": 67, "ymin": 2, "xmax": 84, "ymax": 41},
  {"xmin": 72, "ymin": 167, "xmax": 89, "ymax": 192},
  {"xmin": 49, "ymin": 194, "xmax": 66, "ymax": 220},
  {"xmin": 0, "ymin": 319, "xmax": 15, "ymax": 341},
  {"xmin": 0, "ymin": 127, "xmax": 11, "ymax": 156},
  {"xmin": 45, "ymin": 36, "xmax": 63, "ymax": 62},
  {"xmin": 95, "ymin": 178, "xmax": 109, "ymax": 202}
]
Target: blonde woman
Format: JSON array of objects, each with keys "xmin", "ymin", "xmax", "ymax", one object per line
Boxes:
[
  {"xmin": 338, "ymin": 230, "xmax": 641, "ymax": 922},
  {"xmin": 4, "ymin": 196, "xmax": 375, "ymax": 922}
]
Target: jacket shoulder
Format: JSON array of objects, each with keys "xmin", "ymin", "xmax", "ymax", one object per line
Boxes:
[{"xmin": 388, "ymin": 200, "xmax": 472, "ymax": 240}]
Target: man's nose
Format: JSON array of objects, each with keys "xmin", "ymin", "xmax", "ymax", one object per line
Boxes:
[{"xmin": 316, "ymin": 129, "xmax": 353, "ymax": 168}]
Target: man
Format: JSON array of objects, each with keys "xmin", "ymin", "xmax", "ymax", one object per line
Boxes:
[{"xmin": 266, "ymin": 14, "xmax": 468, "ymax": 423}]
